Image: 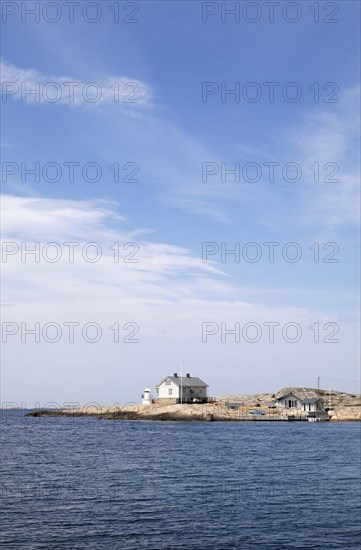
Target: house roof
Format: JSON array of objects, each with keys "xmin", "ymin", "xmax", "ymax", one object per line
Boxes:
[
  {"xmin": 276, "ymin": 393, "xmax": 300, "ymax": 401},
  {"xmin": 301, "ymin": 398, "xmax": 324, "ymax": 404},
  {"xmin": 156, "ymin": 376, "xmax": 209, "ymax": 388}
]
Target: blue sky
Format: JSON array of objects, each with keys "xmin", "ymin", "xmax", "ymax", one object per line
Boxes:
[{"xmin": 1, "ymin": 1, "xmax": 360, "ymax": 404}]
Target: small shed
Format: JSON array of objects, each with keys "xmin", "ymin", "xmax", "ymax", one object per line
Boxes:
[
  {"xmin": 301, "ymin": 398, "xmax": 325, "ymax": 412},
  {"xmin": 142, "ymin": 388, "xmax": 152, "ymax": 406},
  {"xmin": 226, "ymin": 402, "xmax": 241, "ymax": 411},
  {"xmin": 276, "ymin": 393, "xmax": 301, "ymax": 409}
]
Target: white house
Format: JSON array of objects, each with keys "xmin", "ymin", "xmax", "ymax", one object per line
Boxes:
[
  {"xmin": 155, "ymin": 373, "xmax": 209, "ymax": 404},
  {"xmin": 301, "ymin": 398, "xmax": 325, "ymax": 412},
  {"xmin": 276, "ymin": 393, "xmax": 301, "ymax": 409}
]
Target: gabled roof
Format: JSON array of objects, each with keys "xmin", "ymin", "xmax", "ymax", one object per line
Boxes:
[
  {"xmin": 156, "ymin": 376, "xmax": 209, "ymax": 388},
  {"xmin": 301, "ymin": 398, "xmax": 324, "ymax": 404},
  {"xmin": 276, "ymin": 393, "xmax": 300, "ymax": 401}
]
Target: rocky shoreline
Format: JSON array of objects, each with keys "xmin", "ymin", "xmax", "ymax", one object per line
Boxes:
[{"xmin": 26, "ymin": 387, "xmax": 361, "ymax": 422}]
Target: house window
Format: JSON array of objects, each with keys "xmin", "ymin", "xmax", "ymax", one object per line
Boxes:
[
  {"xmin": 168, "ymin": 388, "xmax": 172, "ymax": 395},
  {"xmin": 165, "ymin": 379, "xmax": 171, "ymax": 385}
]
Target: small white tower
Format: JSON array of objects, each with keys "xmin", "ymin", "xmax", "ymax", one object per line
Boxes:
[{"xmin": 142, "ymin": 387, "xmax": 152, "ymax": 406}]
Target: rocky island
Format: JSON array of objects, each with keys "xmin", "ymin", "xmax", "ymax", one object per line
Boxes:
[{"xmin": 26, "ymin": 387, "xmax": 361, "ymax": 422}]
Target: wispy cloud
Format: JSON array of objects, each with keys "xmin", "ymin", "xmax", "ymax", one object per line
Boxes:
[
  {"xmin": 287, "ymin": 84, "xmax": 360, "ymax": 229},
  {"xmin": 1, "ymin": 60, "xmax": 153, "ymax": 110},
  {"xmin": 1, "ymin": 194, "xmax": 226, "ymax": 306}
]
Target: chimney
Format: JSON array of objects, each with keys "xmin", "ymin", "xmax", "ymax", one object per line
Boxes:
[
  {"xmin": 186, "ymin": 373, "xmax": 190, "ymax": 378},
  {"xmin": 174, "ymin": 373, "xmax": 177, "ymax": 377}
]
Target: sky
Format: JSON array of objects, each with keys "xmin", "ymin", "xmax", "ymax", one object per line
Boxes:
[{"xmin": 1, "ymin": 0, "xmax": 360, "ymax": 406}]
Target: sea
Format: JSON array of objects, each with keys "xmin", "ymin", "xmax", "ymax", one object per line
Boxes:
[{"xmin": 1, "ymin": 410, "xmax": 360, "ymax": 549}]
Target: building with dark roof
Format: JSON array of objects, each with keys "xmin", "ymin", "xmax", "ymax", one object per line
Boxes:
[
  {"xmin": 275, "ymin": 393, "xmax": 301, "ymax": 409},
  {"xmin": 301, "ymin": 398, "xmax": 325, "ymax": 412},
  {"xmin": 155, "ymin": 373, "xmax": 209, "ymax": 404}
]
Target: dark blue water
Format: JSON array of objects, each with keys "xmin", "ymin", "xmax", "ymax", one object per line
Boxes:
[{"xmin": 1, "ymin": 411, "xmax": 360, "ymax": 549}]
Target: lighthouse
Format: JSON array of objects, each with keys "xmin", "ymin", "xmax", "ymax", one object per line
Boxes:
[{"xmin": 142, "ymin": 388, "xmax": 152, "ymax": 406}]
